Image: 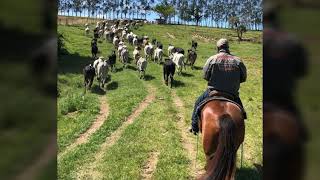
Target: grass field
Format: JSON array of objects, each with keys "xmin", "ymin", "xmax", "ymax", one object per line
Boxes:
[{"xmin": 58, "ymin": 22, "xmax": 262, "ymax": 179}]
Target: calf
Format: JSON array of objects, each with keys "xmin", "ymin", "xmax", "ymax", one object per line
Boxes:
[
  {"xmin": 172, "ymin": 52, "xmax": 185, "ymax": 75},
  {"xmin": 91, "ymin": 43, "xmax": 98, "ymax": 59},
  {"xmin": 163, "ymin": 58, "xmax": 176, "ymax": 88},
  {"xmin": 151, "ymin": 38, "xmax": 157, "ymax": 46},
  {"xmin": 187, "ymin": 49, "xmax": 197, "ymax": 70},
  {"xmin": 144, "ymin": 43, "xmax": 154, "ymax": 61},
  {"xmin": 113, "ymin": 36, "xmax": 120, "ymax": 48},
  {"xmin": 133, "ymin": 37, "xmax": 138, "ymax": 46},
  {"xmin": 137, "ymin": 37, "xmax": 144, "ymax": 47},
  {"xmin": 107, "ymin": 51, "xmax": 116, "ymax": 72},
  {"xmin": 107, "ymin": 31, "xmax": 115, "ymax": 42},
  {"xmin": 117, "ymin": 42, "xmax": 125, "ymax": 61},
  {"xmin": 93, "ymin": 27, "xmax": 99, "ymax": 39},
  {"xmin": 137, "ymin": 57, "xmax": 148, "ymax": 79},
  {"xmin": 172, "ymin": 47, "xmax": 185, "ymax": 55},
  {"xmin": 96, "ymin": 60, "xmax": 109, "ymax": 89},
  {"xmin": 83, "ymin": 64, "xmax": 95, "ymax": 92},
  {"xmin": 85, "ymin": 27, "xmax": 90, "ymax": 35},
  {"xmin": 168, "ymin": 44, "xmax": 175, "ymax": 57},
  {"xmin": 120, "ymin": 47, "xmax": 129, "ymax": 68},
  {"xmin": 154, "ymin": 47, "xmax": 163, "ymax": 63},
  {"xmin": 127, "ymin": 33, "xmax": 134, "ymax": 45},
  {"xmin": 93, "ymin": 57, "xmax": 104, "ymax": 75},
  {"xmin": 157, "ymin": 42, "xmax": 163, "ymax": 49},
  {"xmin": 191, "ymin": 40, "xmax": 198, "ymax": 50},
  {"xmin": 133, "ymin": 46, "xmax": 141, "ymax": 64}
]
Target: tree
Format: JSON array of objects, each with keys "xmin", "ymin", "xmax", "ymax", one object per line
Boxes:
[
  {"xmin": 153, "ymin": 3, "xmax": 175, "ymax": 23},
  {"xmin": 72, "ymin": 0, "xmax": 82, "ymax": 16},
  {"xmin": 229, "ymin": 16, "xmax": 247, "ymax": 41}
]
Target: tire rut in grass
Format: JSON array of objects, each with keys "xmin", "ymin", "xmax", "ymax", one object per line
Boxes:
[
  {"xmin": 141, "ymin": 151, "xmax": 160, "ymax": 180},
  {"xmin": 172, "ymin": 91, "xmax": 205, "ymax": 178},
  {"xmin": 58, "ymin": 96, "xmax": 109, "ymax": 160},
  {"xmin": 15, "ymin": 133, "xmax": 56, "ymax": 180},
  {"xmin": 76, "ymin": 85, "xmax": 156, "ymax": 179}
]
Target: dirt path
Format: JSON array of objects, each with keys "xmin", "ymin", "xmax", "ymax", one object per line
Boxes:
[
  {"xmin": 141, "ymin": 151, "xmax": 160, "ymax": 179},
  {"xmin": 58, "ymin": 96, "xmax": 109, "ymax": 160},
  {"xmin": 172, "ymin": 91, "xmax": 205, "ymax": 178},
  {"xmin": 76, "ymin": 85, "xmax": 156, "ymax": 179},
  {"xmin": 167, "ymin": 32, "xmax": 176, "ymax": 39},
  {"xmin": 192, "ymin": 33, "xmax": 211, "ymax": 43},
  {"xmin": 15, "ymin": 133, "xmax": 56, "ymax": 180}
]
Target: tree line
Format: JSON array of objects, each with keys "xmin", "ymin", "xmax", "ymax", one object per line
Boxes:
[{"xmin": 58, "ymin": 0, "xmax": 262, "ymax": 30}]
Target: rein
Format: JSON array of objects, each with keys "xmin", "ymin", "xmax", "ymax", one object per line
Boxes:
[{"xmin": 195, "ymin": 134, "xmax": 199, "ymax": 171}]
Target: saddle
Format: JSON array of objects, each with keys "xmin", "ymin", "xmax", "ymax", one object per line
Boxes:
[{"xmin": 197, "ymin": 90, "xmax": 245, "ymax": 117}]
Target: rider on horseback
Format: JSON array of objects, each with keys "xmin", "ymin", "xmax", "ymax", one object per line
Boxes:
[{"xmin": 190, "ymin": 38, "xmax": 247, "ymax": 134}]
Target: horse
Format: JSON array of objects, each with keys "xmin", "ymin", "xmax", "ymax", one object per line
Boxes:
[
  {"xmin": 263, "ymin": 103, "xmax": 306, "ymax": 180},
  {"xmin": 198, "ymin": 100, "xmax": 245, "ymax": 180}
]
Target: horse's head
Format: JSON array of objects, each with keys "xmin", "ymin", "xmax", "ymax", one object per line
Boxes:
[{"xmin": 264, "ymin": 103, "xmax": 306, "ymax": 180}]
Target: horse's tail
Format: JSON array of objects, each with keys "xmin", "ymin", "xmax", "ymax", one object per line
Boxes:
[{"xmin": 210, "ymin": 114, "xmax": 237, "ymax": 180}]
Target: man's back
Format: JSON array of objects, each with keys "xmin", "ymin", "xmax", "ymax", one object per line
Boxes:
[{"xmin": 204, "ymin": 50, "xmax": 246, "ymax": 96}]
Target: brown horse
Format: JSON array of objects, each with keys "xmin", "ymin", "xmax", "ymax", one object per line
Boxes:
[
  {"xmin": 264, "ymin": 103, "xmax": 305, "ymax": 180},
  {"xmin": 198, "ymin": 100, "xmax": 245, "ymax": 180}
]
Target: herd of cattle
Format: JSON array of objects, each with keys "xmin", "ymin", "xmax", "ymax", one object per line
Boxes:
[{"xmin": 83, "ymin": 20, "xmax": 198, "ymax": 91}]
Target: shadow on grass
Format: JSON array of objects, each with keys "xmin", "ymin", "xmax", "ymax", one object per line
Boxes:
[
  {"xmin": 236, "ymin": 166, "xmax": 262, "ymax": 180},
  {"xmin": 91, "ymin": 85, "xmax": 106, "ymax": 95},
  {"xmin": 125, "ymin": 64, "xmax": 137, "ymax": 71},
  {"xmin": 192, "ymin": 66, "xmax": 203, "ymax": 70},
  {"xmin": 144, "ymin": 74, "xmax": 155, "ymax": 81},
  {"xmin": 59, "ymin": 51, "xmax": 93, "ymax": 75},
  {"xmin": 181, "ymin": 72, "xmax": 194, "ymax": 77},
  {"xmin": 115, "ymin": 67, "xmax": 123, "ymax": 72},
  {"xmin": 106, "ymin": 81, "xmax": 118, "ymax": 91},
  {"xmin": 173, "ymin": 79, "xmax": 185, "ymax": 88}
]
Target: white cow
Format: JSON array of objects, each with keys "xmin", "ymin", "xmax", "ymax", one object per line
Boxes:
[
  {"xmin": 172, "ymin": 52, "xmax": 185, "ymax": 75},
  {"xmin": 117, "ymin": 43, "xmax": 126, "ymax": 61},
  {"xmin": 85, "ymin": 27, "xmax": 90, "ymax": 35},
  {"xmin": 144, "ymin": 43, "xmax": 154, "ymax": 61},
  {"xmin": 93, "ymin": 57, "xmax": 104, "ymax": 75},
  {"xmin": 153, "ymin": 47, "xmax": 163, "ymax": 63},
  {"xmin": 121, "ymin": 30, "xmax": 127, "ymax": 39},
  {"xmin": 168, "ymin": 44, "xmax": 175, "ymax": 57},
  {"xmin": 120, "ymin": 48, "xmax": 129, "ymax": 68},
  {"xmin": 96, "ymin": 60, "xmax": 109, "ymax": 89},
  {"xmin": 137, "ymin": 57, "xmax": 148, "ymax": 79}
]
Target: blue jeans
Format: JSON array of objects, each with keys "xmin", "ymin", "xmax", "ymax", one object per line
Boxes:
[{"xmin": 191, "ymin": 89, "xmax": 211, "ymax": 133}]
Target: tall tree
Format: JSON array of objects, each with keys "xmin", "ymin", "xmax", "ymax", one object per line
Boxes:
[{"xmin": 153, "ymin": 2, "xmax": 175, "ymax": 23}]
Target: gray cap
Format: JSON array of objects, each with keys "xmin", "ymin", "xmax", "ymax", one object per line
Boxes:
[{"xmin": 217, "ymin": 38, "xmax": 229, "ymax": 48}]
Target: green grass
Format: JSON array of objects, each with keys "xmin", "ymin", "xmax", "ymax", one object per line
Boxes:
[{"xmin": 58, "ymin": 23, "xmax": 262, "ymax": 179}]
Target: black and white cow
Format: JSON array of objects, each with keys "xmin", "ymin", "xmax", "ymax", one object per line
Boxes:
[
  {"xmin": 163, "ymin": 58, "xmax": 176, "ymax": 88},
  {"xmin": 187, "ymin": 48, "xmax": 197, "ymax": 70},
  {"xmin": 191, "ymin": 40, "xmax": 198, "ymax": 50},
  {"xmin": 83, "ymin": 64, "xmax": 95, "ymax": 92},
  {"xmin": 107, "ymin": 51, "xmax": 117, "ymax": 72}
]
